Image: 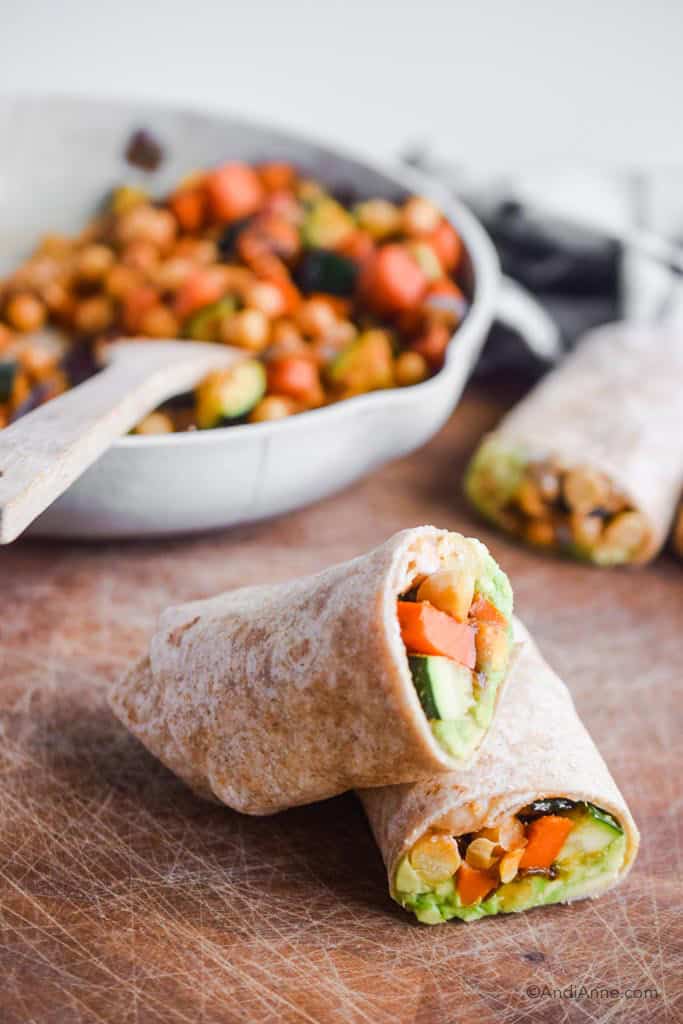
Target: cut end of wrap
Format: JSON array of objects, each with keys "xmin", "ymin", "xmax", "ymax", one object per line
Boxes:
[
  {"xmin": 391, "ymin": 792, "xmax": 638, "ymax": 925},
  {"xmin": 464, "ymin": 432, "xmax": 659, "ymax": 567},
  {"xmin": 389, "ymin": 526, "xmax": 514, "ymax": 773}
]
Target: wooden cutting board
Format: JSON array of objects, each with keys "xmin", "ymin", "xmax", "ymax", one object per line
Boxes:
[{"xmin": 1, "ymin": 384, "xmax": 681, "ymax": 1024}]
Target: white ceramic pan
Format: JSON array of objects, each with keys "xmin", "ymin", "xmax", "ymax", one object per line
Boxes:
[{"xmin": 0, "ymin": 96, "xmax": 509, "ymax": 539}]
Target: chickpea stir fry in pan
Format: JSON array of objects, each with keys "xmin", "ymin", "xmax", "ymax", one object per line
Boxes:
[{"xmin": 0, "ymin": 162, "xmax": 468, "ymax": 432}]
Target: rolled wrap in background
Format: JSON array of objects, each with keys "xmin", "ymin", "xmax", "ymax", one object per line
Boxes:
[
  {"xmin": 359, "ymin": 620, "xmax": 639, "ymax": 912},
  {"xmin": 467, "ymin": 323, "xmax": 683, "ymax": 563},
  {"xmin": 110, "ymin": 527, "xmax": 511, "ymax": 815}
]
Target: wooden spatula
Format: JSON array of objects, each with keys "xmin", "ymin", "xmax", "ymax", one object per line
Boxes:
[{"xmin": 0, "ymin": 340, "xmax": 242, "ymax": 544}]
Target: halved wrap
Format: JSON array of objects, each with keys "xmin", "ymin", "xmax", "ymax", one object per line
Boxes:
[
  {"xmin": 109, "ymin": 526, "xmax": 514, "ymax": 814},
  {"xmin": 465, "ymin": 323, "xmax": 683, "ymax": 565},
  {"xmin": 359, "ymin": 620, "xmax": 639, "ymax": 924}
]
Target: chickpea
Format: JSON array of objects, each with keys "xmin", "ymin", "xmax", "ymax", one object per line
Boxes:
[
  {"xmin": 562, "ymin": 467, "xmax": 610, "ymax": 514},
  {"xmin": 355, "ymin": 199, "xmax": 402, "ymax": 240},
  {"xmin": 73, "ymin": 295, "xmax": 114, "ymax": 335},
  {"xmin": 249, "ymin": 395, "xmax": 297, "ymax": 422},
  {"xmin": 19, "ymin": 346, "xmax": 57, "ymax": 379},
  {"xmin": 121, "ymin": 240, "xmax": 160, "ymax": 274},
  {"xmin": 599, "ymin": 511, "xmax": 647, "ymax": 557},
  {"xmin": 267, "ymin": 321, "xmax": 308, "ymax": 360},
  {"xmin": 570, "ymin": 511, "xmax": 603, "ymax": 551},
  {"xmin": 221, "ymin": 308, "xmax": 270, "ymax": 351},
  {"xmin": 395, "ymin": 350, "xmax": 429, "ymax": 386},
  {"xmin": 76, "ymin": 244, "xmax": 114, "ymax": 282},
  {"xmin": 5, "ymin": 292, "xmax": 47, "ymax": 333},
  {"xmin": 105, "ymin": 264, "xmax": 142, "ymax": 299},
  {"xmin": 138, "ymin": 304, "xmax": 179, "ymax": 339},
  {"xmin": 417, "ymin": 567, "xmax": 474, "ymax": 622},
  {"xmin": 296, "ymin": 297, "xmax": 337, "ymax": 338},
  {"xmin": 271, "ymin": 319, "xmax": 303, "ymax": 346},
  {"xmin": 516, "ymin": 477, "xmax": 546, "ymax": 518},
  {"xmin": 154, "ymin": 257, "xmax": 193, "ymax": 292},
  {"xmin": 13, "ymin": 255, "xmax": 60, "ymax": 291},
  {"xmin": 36, "ymin": 233, "xmax": 73, "ymax": 258},
  {"xmin": 410, "ymin": 833, "xmax": 461, "ymax": 885},
  {"xmin": 329, "ymin": 320, "xmax": 357, "ymax": 348},
  {"xmin": 134, "ymin": 411, "xmax": 175, "ymax": 435},
  {"xmin": 244, "ymin": 280, "xmax": 286, "ymax": 319},
  {"xmin": 402, "ymin": 196, "xmax": 441, "ymax": 236},
  {"xmin": 172, "ymin": 237, "xmax": 217, "ymax": 264},
  {"xmin": 41, "ymin": 280, "xmax": 76, "ymax": 320},
  {"xmin": 116, "ymin": 204, "xmax": 177, "ymax": 253}
]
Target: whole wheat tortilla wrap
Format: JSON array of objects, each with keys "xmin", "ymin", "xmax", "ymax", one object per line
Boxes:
[
  {"xmin": 109, "ymin": 526, "xmax": 515, "ymax": 814},
  {"xmin": 465, "ymin": 323, "xmax": 683, "ymax": 565},
  {"xmin": 359, "ymin": 620, "xmax": 639, "ymax": 924}
]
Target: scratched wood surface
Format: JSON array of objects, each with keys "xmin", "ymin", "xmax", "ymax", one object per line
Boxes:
[{"xmin": 1, "ymin": 383, "xmax": 681, "ymax": 1024}]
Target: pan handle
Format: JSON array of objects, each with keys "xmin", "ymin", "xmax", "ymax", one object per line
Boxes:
[{"xmin": 495, "ymin": 275, "xmax": 563, "ymax": 362}]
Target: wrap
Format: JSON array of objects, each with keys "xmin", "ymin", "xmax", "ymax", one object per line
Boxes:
[
  {"xmin": 359, "ymin": 620, "xmax": 639, "ymax": 923},
  {"xmin": 109, "ymin": 526, "xmax": 513, "ymax": 815},
  {"xmin": 465, "ymin": 323, "xmax": 683, "ymax": 564}
]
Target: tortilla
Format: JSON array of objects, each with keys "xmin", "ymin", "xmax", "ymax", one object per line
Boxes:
[
  {"xmin": 359, "ymin": 619, "xmax": 639, "ymax": 920},
  {"xmin": 109, "ymin": 526, "xmax": 513, "ymax": 814},
  {"xmin": 465, "ymin": 323, "xmax": 683, "ymax": 564}
]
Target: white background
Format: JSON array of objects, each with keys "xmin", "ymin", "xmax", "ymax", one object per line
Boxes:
[{"xmin": 1, "ymin": 0, "xmax": 681, "ymax": 171}]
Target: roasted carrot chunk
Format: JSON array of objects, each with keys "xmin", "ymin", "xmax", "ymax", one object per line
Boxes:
[
  {"xmin": 428, "ymin": 220, "xmax": 462, "ymax": 272},
  {"xmin": 267, "ymin": 357, "xmax": 322, "ymax": 404},
  {"xmin": 169, "ymin": 188, "xmax": 206, "ymax": 232},
  {"xmin": 174, "ymin": 268, "xmax": 226, "ymax": 320},
  {"xmin": 397, "ymin": 601, "xmax": 476, "ymax": 668},
  {"xmin": 362, "ymin": 244, "xmax": 428, "ymax": 313},
  {"xmin": 205, "ymin": 162, "xmax": 264, "ymax": 222},
  {"xmin": 518, "ymin": 815, "xmax": 574, "ymax": 870},
  {"xmin": 122, "ymin": 285, "xmax": 158, "ymax": 333},
  {"xmin": 457, "ymin": 863, "xmax": 497, "ymax": 905},
  {"xmin": 338, "ymin": 229, "xmax": 375, "ymax": 265},
  {"xmin": 257, "ymin": 162, "xmax": 296, "ymax": 192}
]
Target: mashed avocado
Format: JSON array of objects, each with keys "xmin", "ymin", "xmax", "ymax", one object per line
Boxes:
[{"xmin": 465, "ymin": 438, "xmax": 527, "ymax": 524}]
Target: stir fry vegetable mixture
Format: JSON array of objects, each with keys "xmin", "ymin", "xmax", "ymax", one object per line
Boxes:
[
  {"xmin": 395, "ymin": 798, "xmax": 626, "ymax": 923},
  {"xmin": 0, "ymin": 162, "xmax": 468, "ymax": 432},
  {"xmin": 466, "ymin": 441, "xmax": 649, "ymax": 565},
  {"xmin": 397, "ymin": 540, "xmax": 513, "ymax": 760}
]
